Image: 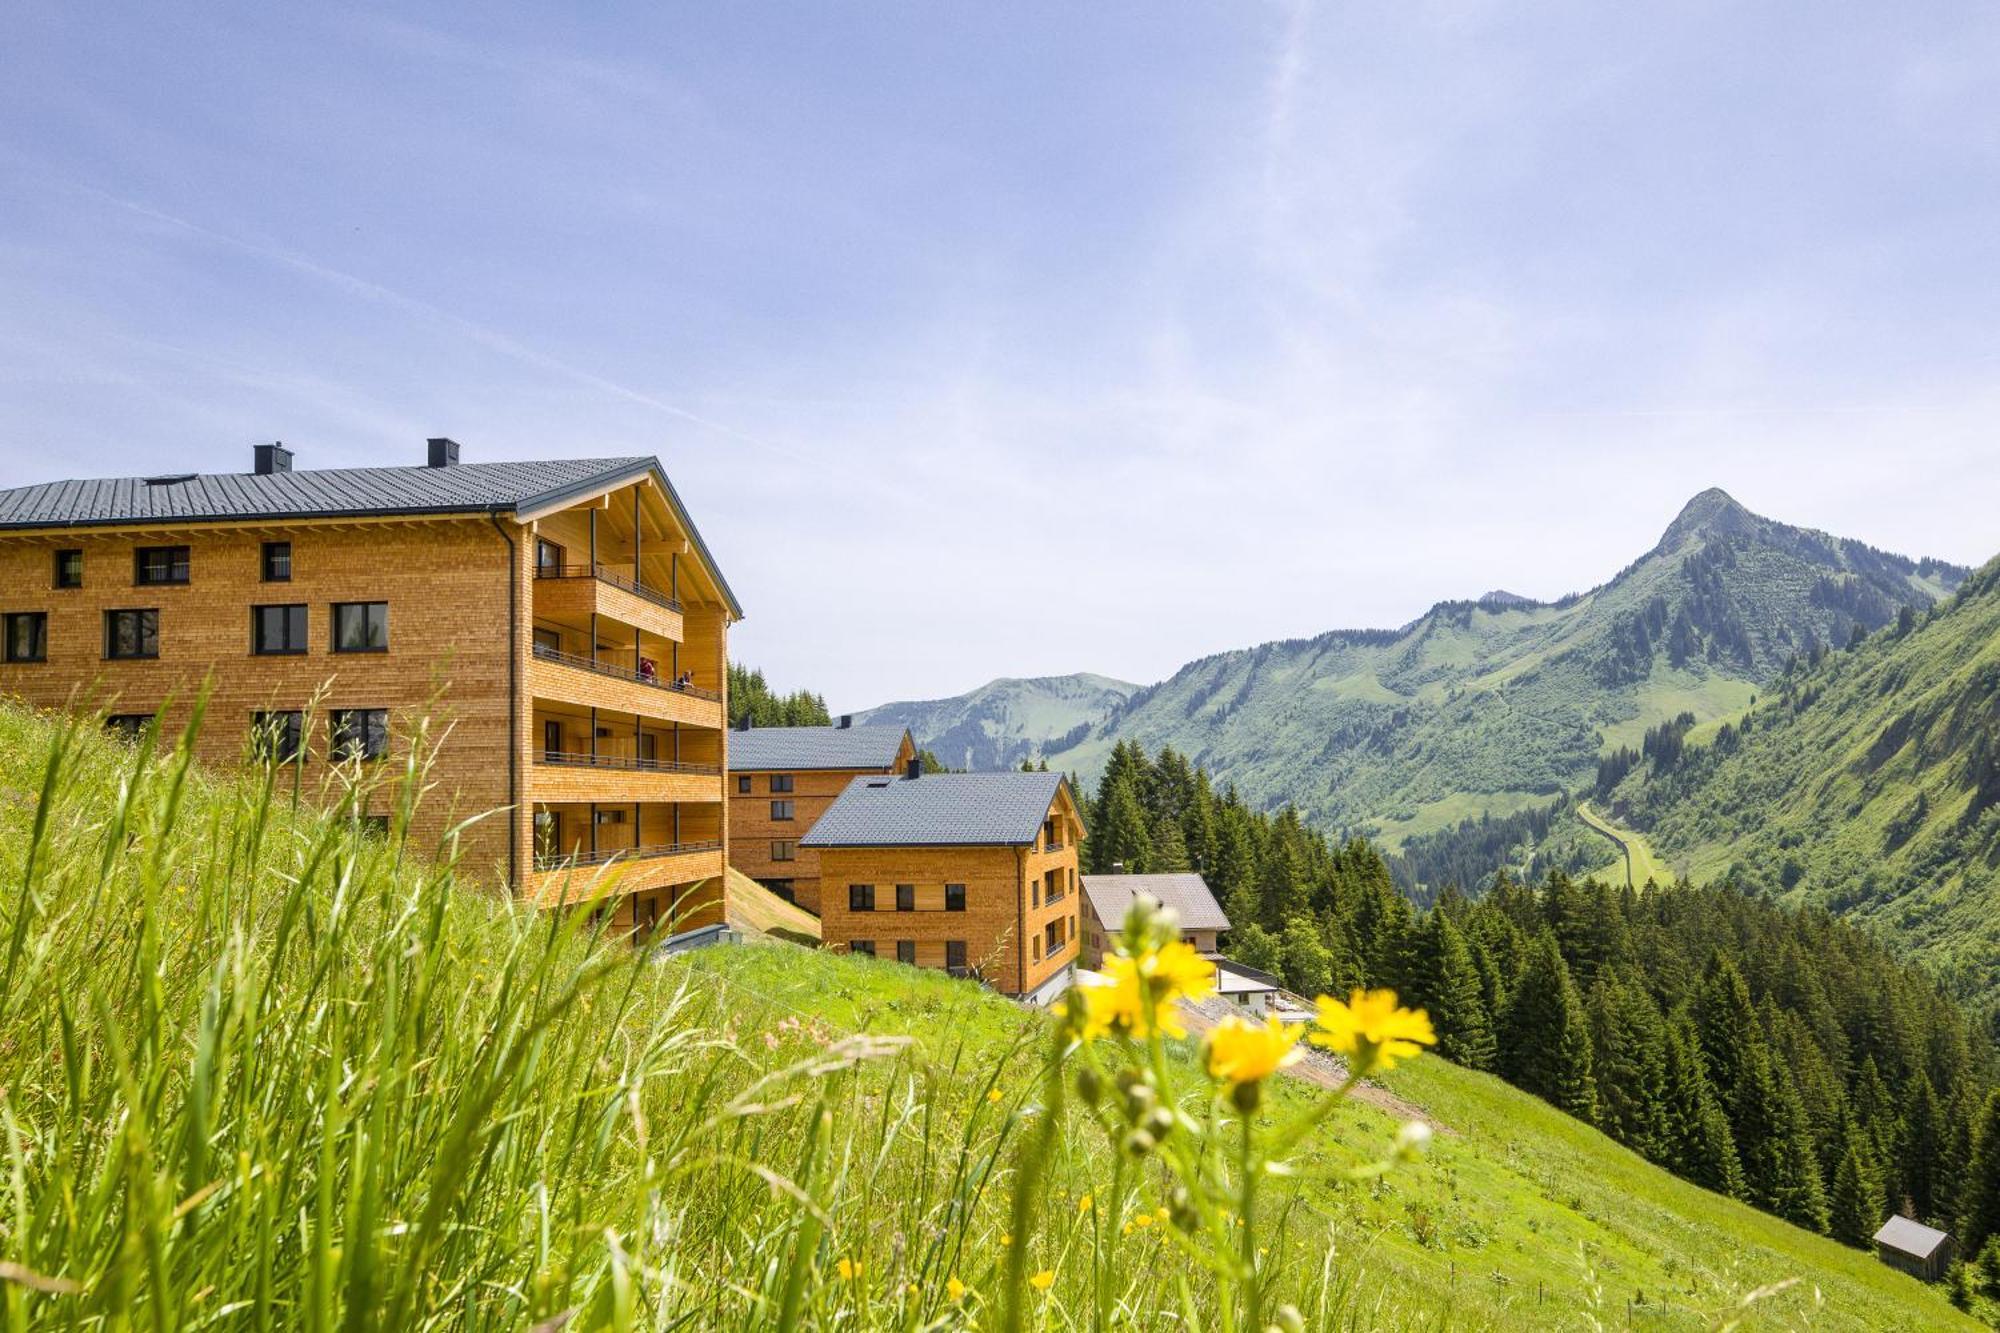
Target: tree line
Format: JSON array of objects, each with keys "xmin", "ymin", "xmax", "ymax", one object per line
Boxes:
[{"xmin": 1077, "ymin": 739, "xmax": 2000, "ymax": 1258}]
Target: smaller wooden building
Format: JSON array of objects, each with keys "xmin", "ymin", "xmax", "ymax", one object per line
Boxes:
[
  {"xmin": 1079, "ymin": 872, "xmax": 1230, "ymax": 968},
  {"xmin": 1872, "ymin": 1215, "xmax": 1955, "ymax": 1283},
  {"xmin": 725, "ymin": 719, "xmax": 915, "ymax": 913}
]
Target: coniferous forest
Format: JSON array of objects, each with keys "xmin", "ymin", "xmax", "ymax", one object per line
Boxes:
[{"xmin": 1077, "ymin": 739, "xmax": 2000, "ymax": 1258}]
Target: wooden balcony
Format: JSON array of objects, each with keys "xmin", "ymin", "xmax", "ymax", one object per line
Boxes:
[
  {"xmin": 531, "ymin": 752, "xmax": 723, "ymax": 805},
  {"xmin": 533, "ymin": 564, "xmax": 684, "ymax": 642},
  {"xmin": 528, "ymin": 645, "xmax": 723, "ymax": 728},
  {"xmin": 526, "ymin": 840, "xmax": 726, "ymax": 908}
]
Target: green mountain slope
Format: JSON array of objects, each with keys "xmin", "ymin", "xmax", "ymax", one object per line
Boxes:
[
  {"xmin": 855, "ymin": 671, "xmax": 1139, "ymax": 771},
  {"xmin": 1598, "ymin": 557, "xmax": 2000, "ymax": 1000},
  {"xmin": 1044, "ymin": 490, "xmax": 1964, "ymax": 843}
]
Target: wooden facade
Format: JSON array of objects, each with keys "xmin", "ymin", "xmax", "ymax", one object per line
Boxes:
[
  {"xmin": 727, "ymin": 732, "xmax": 916, "ymax": 913},
  {"xmin": 0, "ymin": 448, "xmax": 738, "ymax": 936}
]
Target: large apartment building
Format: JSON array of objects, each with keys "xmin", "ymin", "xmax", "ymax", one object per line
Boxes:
[
  {"xmin": 725, "ymin": 719, "xmax": 916, "ymax": 912},
  {"xmin": 800, "ymin": 769, "xmax": 1084, "ymax": 1000},
  {"xmin": 0, "ymin": 439, "xmax": 741, "ymax": 933}
]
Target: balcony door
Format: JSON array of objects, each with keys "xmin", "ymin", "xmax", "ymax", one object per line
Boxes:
[
  {"xmin": 542, "ymin": 719, "xmax": 562, "ymax": 761},
  {"xmin": 535, "ymin": 538, "xmax": 565, "ymax": 577}
]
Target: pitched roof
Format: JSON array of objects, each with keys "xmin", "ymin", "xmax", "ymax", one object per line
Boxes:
[
  {"xmin": 799, "ymin": 771, "xmax": 1069, "ymax": 847},
  {"xmin": 1872, "ymin": 1215, "xmax": 1952, "ymax": 1259},
  {"xmin": 0, "ymin": 455, "xmax": 742, "ymax": 616},
  {"xmin": 1081, "ymin": 872, "xmax": 1230, "ymax": 933},
  {"xmin": 728, "ymin": 724, "xmax": 912, "ymax": 772}
]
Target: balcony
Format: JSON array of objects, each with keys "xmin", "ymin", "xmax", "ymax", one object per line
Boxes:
[
  {"xmin": 529, "ymin": 643, "xmax": 723, "ymax": 728},
  {"xmin": 526, "ymin": 839, "xmax": 726, "ymax": 907},
  {"xmin": 532, "ymin": 751, "xmax": 723, "ymax": 804},
  {"xmin": 534, "ymin": 563, "xmax": 683, "ymax": 642}
]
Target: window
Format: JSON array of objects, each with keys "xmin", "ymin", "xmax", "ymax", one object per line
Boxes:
[
  {"xmin": 1032, "ymin": 936, "xmax": 1041, "ymax": 962},
  {"xmin": 533, "ymin": 627, "xmax": 563, "ymax": 657},
  {"xmin": 535, "ymin": 539, "xmax": 565, "ymax": 576},
  {"xmin": 251, "ymin": 604, "xmax": 308, "ymax": 655},
  {"xmin": 260, "ymin": 541, "xmax": 292, "ymax": 582},
  {"xmin": 3, "ymin": 612, "xmax": 47, "ymax": 663},
  {"xmin": 736, "ymin": 775, "xmax": 753, "ymax": 794},
  {"xmin": 771, "ymin": 840, "xmax": 796, "ymax": 862},
  {"xmin": 945, "ymin": 883, "xmax": 966, "ymax": 912},
  {"xmin": 104, "ymin": 713, "xmax": 153, "ymax": 741},
  {"xmin": 896, "ymin": 940, "xmax": 916, "ymax": 965},
  {"xmin": 332, "ymin": 602, "xmax": 389, "ymax": 653},
  {"xmin": 849, "ymin": 940, "xmax": 875, "ymax": 958},
  {"xmin": 766, "ymin": 879, "xmax": 796, "ymax": 903},
  {"xmin": 354, "ymin": 814, "xmax": 390, "ymax": 837},
  {"xmin": 250, "ymin": 711, "xmax": 305, "ymax": 763},
  {"xmin": 53, "ymin": 550, "xmax": 82, "ymax": 588},
  {"xmin": 895, "ymin": 883, "xmax": 915, "ymax": 912},
  {"xmin": 1045, "ymin": 919, "xmax": 1066, "ymax": 953},
  {"xmin": 946, "ymin": 940, "xmax": 967, "ymax": 973},
  {"xmin": 770, "ymin": 799, "xmax": 794, "ymax": 821},
  {"xmin": 330, "ymin": 708, "xmax": 389, "ymax": 761},
  {"xmin": 1031, "ymin": 880, "xmax": 1040, "ymax": 909},
  {"xmin": 104, "ymin": 609, "xmax": 159, "ymax": 660},
  {"xmin": 848, "ymin": 883, "xmax": 875, "ymax": 912},
  {"xmin": 770, "ymin": 773, "xmax": 794, "ymax": 793},
  {"xmin": 134, "ymin": 546, "xmax": 189, "ymax": 586}
]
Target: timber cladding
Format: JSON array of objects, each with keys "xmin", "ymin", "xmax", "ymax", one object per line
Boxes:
[
  {"xmin": 0, "ymin": 517, "xmax": 515, "ymax": 877},
  {"xmin": 727, "ymin": 766, "xmax": 885, "ymax": 913}
]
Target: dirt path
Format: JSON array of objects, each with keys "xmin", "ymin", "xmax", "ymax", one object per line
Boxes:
[{"xmin": 1176, "ymin": 997, "xmax": 1443, "ymax": 1131}]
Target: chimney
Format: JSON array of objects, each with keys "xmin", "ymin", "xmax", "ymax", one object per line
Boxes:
[
  {"xmin": 253, "ymin": 442, "xmax": 293, "ymax": 475},
  {"xmin": 426, "ymin": 437, "xmax": 461, "ymax": 468},
  {"xmin": 838, "ymin": 714, "xmax": 852, "ymax": 729},
  {"xmin": 904, "ymin": 757, "xmax": 921, "ymax": 780},
  {"xmin": 1111, "ymin": 861, "xmax": 1127, "ymax": 874},
  {"xmin": 736, "ymin": 715, "xmax": 753, "ymax": 732}
]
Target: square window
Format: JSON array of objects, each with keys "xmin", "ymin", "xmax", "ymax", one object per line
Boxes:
[
  {"xmin": 251, "ymin": 711, "xmax": 305, "ymax": 763},
  {"xmin": 736, "ymin": 775, "xmax": 753, "ymax": 794},
  {"xmin": 262, "ymin": 541, "xmax": 292, "ymax": 582},
  {"xmin": 771, "ymin": 840, "xmax": 796, "ymax": 862},
  {"xmin": 945, "ymin": 883, "xmax": 966, "ymax": 912},
  {"xmin": 895, "ymin": 883, "xmax": 914, "ymax": 912},
  {"xmin": 251, "ymin": 604, "xmax": 308, "ymax": 655},
  {"xmin": 104, "ymin": 713, "xmax": 153, "ymax": 741},
  {"xmin": 770, "ymin": 799, "xmax": 794, "ymax": 821},
  {"xmin": 104, "ymin": 609, "xmax": 159, "ymax": 660},
  {"xmin": 53, "ymin": 550, "xmax": 82, "ymax": 588},
  {"xmin": 330, "ymin": 708, "xmax": 389, "ymax": 761},
  {"xmin": 770, "ymin": 773, "xmax": 794, "ymax": 793},
  {"xmin": 848, "ymin": 883, "xmax": 875, "ymax": 912},
  {"xmin": 896, "ymin": 940, "xmax": 916, "ymax": 965},
  {"xmin": 134, "ymin": 546, "xmax": 189, "ymax": 586},
  {"xmin": 3, "ymin": 612, "xmax": 47, "ymax": 663},
  {"xmin": 332, "ymin": 602, "xmax": 389, "ymax": 653},
  {"xmin": 849, "ymin": 940, "xmax": 874, "ymax": 958},
  {"xmin": 946, "ymin": 940, "xmax": 967, "ymax": 972}
]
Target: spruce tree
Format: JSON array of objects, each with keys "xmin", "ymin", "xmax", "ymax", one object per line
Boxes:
[
  {"xmin": 1586, "ymin": 974, "xmax": 1668, "ymax": 1160},
  {"xmin": 1094, "ymin": 774, "xmax": 1153, "ymax": 874},
  {"xmin": 1901, "ymin": 1071, "xmax": 1945, "ymax": 1224},
  {"xmin": 1963, "ymin": 1090, "xmax": 2000, "ymax": 1256},
  {"xmin": 1660, "ymin": 1011, "xmax": 1745, "ymax": 1195},
  {"xmin": 1828, "ymin": 1122, "xmax": 1883, "ymax": 1248},
  {"xmin": 1410, "ymin": 909, "xmax": 1495, "ymax": 1071},
  {"xmin": 1501, "ymin": 933, "xmax": 1597, "ymax": 1124}
]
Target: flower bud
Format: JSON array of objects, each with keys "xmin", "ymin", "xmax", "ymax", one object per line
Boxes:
[
  {"xmin": 1169, "ymin": 1186, "xmax": 1198, "ymax": 1233},
  {"xmin": 1231, "ymin": 1079, "xmax": 1262, "ymax": 1114},
  {"xmin": 1272, "ymin": 1304, "xmax": 1306, "ymax": 1333},
  {"xmin": 1143, "ymin": 1106, "xmax": 1176, "ymax": 1140},
  {"xmin": 1122, "ymin": 1128, "xmax": 1157, "ymax": 1158},
  {"xmin": 1393, "ymin": 1120, "xmax": 1433, "ymax": 1161}
]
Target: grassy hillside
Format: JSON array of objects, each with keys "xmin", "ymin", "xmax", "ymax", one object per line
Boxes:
[
  {"xmin": 857, "ymin": 672, "xmax": 1140, "ymax": 772},
  {"xmin": 1599, "ymin": 556, "xmax": 2000, "ymax": 1002},
  {"xmin": 0, "ymin": 698, "xmax": 1972, "ymax": 1328}
]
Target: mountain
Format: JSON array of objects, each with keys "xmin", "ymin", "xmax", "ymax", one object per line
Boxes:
[
  {"xmin": 1587, "ymin": 555, "xmax": 2000, "ymax": 1000},
  {"xmin": 878, "ymin": 491, "xmax": 1968, "ymax": 849},
  {"xmin": 854, "ymin": 672, "xmax": 1140, "ymax": 772}
]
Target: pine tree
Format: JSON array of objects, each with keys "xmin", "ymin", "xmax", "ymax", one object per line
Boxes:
[
  {"xmin": 1963, "ymin": 1090, "xmax": 2000, "ymax": 1256},
  {"xmin": 1148, "ymin": 808, "xmax": 1192, "ymax": 873},
  {"xmin": 1501, "ymin": 933, "xmax": 1597, "ymax": 1124},
  {"xmin": 1409, "ymin": 909, "xmax": 1495, "ymax": 1071},
  {"xmin": 1828, "ymin": 1121, "xmax": 1883, "ymax": 1248},
  {"xmin": 1660, "ymin": 1012, "xmax": 1747, "ymax": 1196},
  {"xmin": 1093, "ymin": 774, "xmax": 1153, "ymax": 874},
  {"xmin": 1586, "ymin": 974, "xmax": 1668, "ymax": 1160},
  {"xmin": 1901, "ymin": 1071, "xmax": 1945, "ymax": 1224}
]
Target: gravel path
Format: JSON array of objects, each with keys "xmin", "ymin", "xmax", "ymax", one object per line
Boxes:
[{"xmin": 1176, "ymin": 995, "xmax": 1444, "ymax": 1131}]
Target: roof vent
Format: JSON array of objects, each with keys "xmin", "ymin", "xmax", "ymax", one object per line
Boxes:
[
  {"xmin": 904, "ymin": 757, "xmax": 922, "ymax": 780},
  {"xmin": 426, "ymin": 437, "xmax": 460, "ymax": 468},
  {"xmin": 144, "ymin": 473, "xmax": 196, "ymax": 487},
  {"xmin": 838, "ymin": 714, "xmax": 852, "ymax": 729},
  {"xmin": 253, "ymin": 443, "xmax": 292, "ymax": 475}
]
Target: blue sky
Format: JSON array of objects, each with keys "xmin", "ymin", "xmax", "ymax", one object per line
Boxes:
[{"xmin": 3, "ymin": 3, "xmax": 1998, "ymax": 709}]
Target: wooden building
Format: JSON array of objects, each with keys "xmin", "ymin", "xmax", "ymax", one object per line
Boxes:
[
  {"xmin": 801, "ymin": 768, "xmax": 1085, "ymax": 1001},
  {"xmin": 725, "ymin": 719, "xmax": 915, "ymax": 913},
  {"xmin": 0, "ymin": 440, "xmax": 742, "ymax": 935},
  {"xmin": 1872, "ymin": 1215, "xmax": 1955, "ymax": 1283},
  {"xmin": 1079, "ymin": 871, "xmax": 1230, "ymax": 968}
]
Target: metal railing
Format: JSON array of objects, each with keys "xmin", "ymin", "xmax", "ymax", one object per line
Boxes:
[
  {"xmin": 1041, "ymin": 840, "xmax": 1066, "ymax": 854},
  {"xmin": 533, "ymin": 838, "xmax": 724, "ymax": 873},
  {"xmin": 534, "ymin": 750, "xmax": 721, "ymax": 775},
  {"xmin": 534, "ymin": 561, "xmax": 683, "ymax": 613},
  {"xmin": 530, "ymin": 642, "xmax": 723, "ymax": 702}
]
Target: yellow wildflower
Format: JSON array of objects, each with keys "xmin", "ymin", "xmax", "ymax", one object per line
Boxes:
[
  {"xmin": 1203, "ymin": 1014, "xmax": 1304, "ymax": 1086},
  {"xmin": 1077, "ymin": 1193, "xmax": 1093, "ymax": 1213},
  {"xmin": 987, "ymin": 1088, "xmax": 1003, "ymax": 1104},
  {"xmin": 836, "ymin": 1257, "xmax": 861, "ymax": 1281},
  {"xmin": 1001, "ymin": 1232, "xmax": 1013, "ymax": 1248},
  {"xmin": 1081, "ymin": 941, "xmax": 1216, "ymax": 1040},
  {"xmin": 1030, "ymin": 1270, "xmax": 1055, "ymax": 1292},
  {"xmin": 1134, "ymin": 1213, "xmax": 1154, "ymax": 1229},
  {"xmin": 907, "ymin": 1282, "xmax": 920, "ymax": 1296},
  {"xmin": 947, "ymin": 1276, "xmax": 968, "ymax": 1302},
  {"xmin": 1310, "ymin": 988, "xmax": 1436, "ymax": 1074}
]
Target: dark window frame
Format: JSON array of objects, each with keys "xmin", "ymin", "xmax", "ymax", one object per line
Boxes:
[
  {"xmin": 770, "ymin": 839, "xmax": 796, "ymax": 862},
  {"xmin": 331, "ymin": 601, "xmax": 389, "ymax": 654},
  {"xmin": 736, "ymin": 775, "xmax": 753, "ymax": 794},
  {"xmin": 2, "ymin": 611, "xmax": 48, "ymax": 664},
  {"xmin": 770, "ymin": 799, "xmax": 794, "ymax": 821},
  {"xmin": 251, "ymin": 603, "xmax": 309, "ymax": 656},
  {"xmin": 133, "ymin": 546, "xmax": 190, "ymax": 586},
  {"xmin": 895, "ymin": 883, "xmax": 915, "ymax": 912},
  {"xmin": 329, "ymin": 707, "xmax": 390, "ymax": 762},
  {"xmin": 848, "ymin": 883, "xmax": 875, "ymax": 912},
  {"xmin": 945, "ymin": 883, "xmax": 967, "ymax": 912},
  {"xmin": 53, "ymin": 550, "xmax": 82, "ymax": 589},
  {"xmin": 946, "ymin": 940, "xmax": 968, "ymax": 972},
  {"xmin": 105, "ymin": 713, "xmax": 154, "ymax": 741},
  {"xmin": 849, "ymin": 940, "xmax": 875, "ymax": 958},
  {"xmin": 769, "ymin": 773, "xmax": 794, "ymax": 793},
  {"xmin": 261, "ymin": 541, "xmax": 292, "ymax": 583},
  {"xmin": 896, "ymin": 940, "xmax": 916, "ymax": 964},
  {"xmin": 250, "ymin": 710, "xmax": 306, "ymax": 764},
  {"xmin": 104, "ymin": 608, "xmax": 159, "ymax": 660}
]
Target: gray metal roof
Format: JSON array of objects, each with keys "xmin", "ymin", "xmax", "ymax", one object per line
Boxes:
[
  {"xmin": 1872, "ymin": 1215, "xmax": 1951, "ymax": 1259},
  {"xmin": 0, "ymin": 454, "xmax": 742, "ymax": 617},
  {"xmin": 728, "ymin": 724, "xmax": 912, "ymax": 772},
  {"xmin": 1081, "ymin": 873, "xmax": 1230, "ymax": 933},
  {"xmin": 799, "ymin": 771, "xmax": 1069, "ymax": 847}
]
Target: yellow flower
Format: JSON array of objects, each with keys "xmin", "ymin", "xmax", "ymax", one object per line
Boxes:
[
  {"xmin": 1203, "ymin": 1014, "xmax": 1304, "ymax": 1086},
  {"xmin": 836, "ymin": 1257, "xmax": 861, "ymax": 1281},
  {"xmin": 1155, "ymin": 1206, "xmax": 1170, "ymax": 1222},
  {"xmin": 1001, "ymin": 1232, "xmax": 1013, "ymax": 1248},
  {"xmin": 1133, "ymin": 1213, "xmax": 1154, "ymax": 1229},
  {"xmin": 1310, "ymin": 988, "xmax": 1436, "ymax": 1074},
  {"xmin": 986, "ymin": 1088, "xmax": 1003, "ymax": 1104},
  {"xmin": 1077, "ymin": 1193, "xmax": 1093, "ymax": 1213},
  {"xmin": 907, "ymin": 1282, "xmax": 920, "ymax": 1296},
  {"xmin": 1030, "ymin": 1270, "xmax": 1055, "ymax": 1292},
  {"xmin": 1080, "ymin": 942, "xmax": 1217, "ymax": 1040},
  {"xmin": 947, "ymin": 1276, "xmax": 968, "ymax": 1302}
]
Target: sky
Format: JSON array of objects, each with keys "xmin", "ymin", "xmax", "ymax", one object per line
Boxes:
[{"xmin": 3, "ymin": 3, "xmax": 1999, "ymax": 710}]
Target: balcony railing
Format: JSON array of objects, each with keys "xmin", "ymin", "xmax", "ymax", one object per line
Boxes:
[
  {"xmin": 1041, "ymin": 840, "xmax": 1066, "ymax": 854},
  {"xmin": 535, "ymin": 750, "xmax": 722, "ymax": 775},
  {"xmin": 535, "ymin": 561, "xmax": 683, "ymax": 613},
  {"xmin": 532, "ymin": 643, "xmax": 723, "ymax": 702},
  {"xmin": 534, "ymin": 838, "xmax": 723, "ymax": 873}
]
